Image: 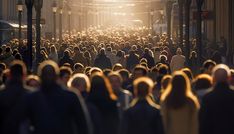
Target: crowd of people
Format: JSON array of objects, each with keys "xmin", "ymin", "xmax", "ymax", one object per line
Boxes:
[{"xmin": 0, "ymin": 26, "xmax": 233, "ymax": 134}]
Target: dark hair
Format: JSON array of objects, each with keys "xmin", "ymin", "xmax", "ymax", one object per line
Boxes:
[
  {"xmin": 161, "ymin": 71, "xmax": 199, "ymax": 109},
  {"xmin": 103, "ymin": 69, "xmax": 112, "ymax": 76},
  {"xmin": 192, "ymin": 74, "xmax": 212, "ymax": 91},
  {"xmin": 74, "ymin": 63, "xmax": 84, "ymax": 70},
  {"xmin": 88, "ymin": 73, "xmax": 117, "ymax": 102},
  {"xmin": 9, "ymin": 60, "xmax": 27, "ymax": 79},
  {"xmin": 118, "ymin": 69, "xmax": 130, "ymax": 79},
  {"xmin": 134, "ymin": 65, "xmax": 148, "ymax": 76},
  {"xmin": 158, "ymin": 64, "xmax": 169, "ymax": 75},
  {"xmin": 60, "ymin": 66, "xmax": 72, "ymax": 78},
  {"xmin": 203, "ymin": 60, "xmax": 216, "ymax": 70},
  {"xmin": 181, "ymin": 68, "xmax": 193, "ymax": 80}
]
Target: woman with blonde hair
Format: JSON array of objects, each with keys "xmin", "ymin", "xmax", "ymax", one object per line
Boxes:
[{"xmin": 161, "ymin": 71, "xmax": 200, "ymax": 134}]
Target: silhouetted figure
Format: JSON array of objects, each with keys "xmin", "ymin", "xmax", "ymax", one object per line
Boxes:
[
  {"xmin": 0, "ymin": 60, "xmax": 31, "ymax": 134},
  {"xmin": 59, "ymin": 50, "xmax": 74, "ymax": 67},
  {"xmin": 161, "ymin": 71, "xmax": 199, "ymax": 134},
  {"xmin": 25, "ymin": 60, "xmax": 92, "ymax": 134},
  {"xmin": 94, "ymin": 49, "xmax": 112, "ymax": 70},
  {"xmin": 121, "ymin": 77, "xmax": 164, "ymax": 134},
  {"xmin": 199, "ymin": 64, "xmax": 234, "ymax": 134},
  {"xmin": 87, "ymin": 72, "xmax": 119, "ymax": 134}
]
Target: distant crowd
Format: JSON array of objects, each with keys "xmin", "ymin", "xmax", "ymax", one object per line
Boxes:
[{"xmin": 0, "ymin": 26, "xmax": 233, "ymax": 134}]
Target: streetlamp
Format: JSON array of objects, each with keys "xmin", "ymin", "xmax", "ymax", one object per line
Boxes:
[
  {"xmin": 67, "ymin": 5, "xmax": 71, "ymax": 38},
  {"xmin": 25, "ymin": 0, "xmax": 34, "ymax": 72},
  {"xmin": 59, "ymin": 7, "xmax": 63, "ymax": 42},
  {"xmin": 17, "ymin": 0, "xmax": 23, "ymax": 46},
  {"xmin": 52, "ymin": 1, "xmax": 57, "ymax": 41},
  {"xmin": 34, "ymin": 0, "xmax": 43, "ymax": 67}
]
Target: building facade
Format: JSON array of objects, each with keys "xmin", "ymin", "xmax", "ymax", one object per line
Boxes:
[{"xmin": 205, "ymin": 0, "xmax": 234, "ymax": 62}]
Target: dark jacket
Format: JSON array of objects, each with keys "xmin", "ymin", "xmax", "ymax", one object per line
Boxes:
[
  {"xmin": 25, "ymin": 84, "xmax": 92, "ymax": 134},
  {"xmin": 87, "ymin": 99, "xmax": 119, "ymax": 134},
  {"xmin": 59, "ymin": 55, "xmax": 74, "ymax": 67},
  {"xmin": 121, "ymin": 99, "xmax": 164, "ymax": 134},
  {"xmin": 141, "ymin": 53, "xmax": 155, "ymax": 68},
  {"xmin": 0, "ymin": 80, "xmax": 31, "ymax": 134},
  {"xmin": 199, "ymin": 82, "xmax": 234, "ymax": 134},
  {"xmin": 94, "ymin": 54, "xmax": 112, "ymax": 70},
  {"xmin": 126, "ymin": 53, "xmax": 139, "ymax": 71}
]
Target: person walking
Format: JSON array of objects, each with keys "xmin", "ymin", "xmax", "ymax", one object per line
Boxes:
[{"xmin": 160, "ymin": 71, "xmax": 199, "ymax": 134}]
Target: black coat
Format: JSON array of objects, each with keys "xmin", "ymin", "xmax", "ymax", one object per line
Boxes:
[
  {"xmin": 59, "ymin": 56, "xmax": 74, "ymax": 67},
  {"xmin": 121, "ymin": 99, "xmax": 164, "ymax": 134},
  {"xmin": 126, "ymin": 53, "xmax": 139, "ymax": 71},
  {"xmin": 87, "ymin": 99, "xmax": 120, "ymax": 134},
  {"xmin": 94, "ymin": 54, "xmax": 112, "ymax": 70},
  {"xmin": 25, "ymin": 84, "xmax": 92, "ymax": 134},
  {"xmin": 199, "ymin": 82, "xmax": 234, "ymax": 134},
  {"xmin": 0, "ymin": 80, "xmax": 31, "ymax": 134},
  {"xmin": 141, "ymin": 53, "xmax": 155, "ymax": 69}
]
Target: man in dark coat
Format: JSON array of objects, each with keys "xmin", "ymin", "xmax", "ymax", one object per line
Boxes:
[
  {"xmin": 121, "ymin": 77, "xmax": 164, "ymax": 134},
  {"xmin": 94, "ymin": 48, "xmax": 112, "ymax": 70},
  {"xmin": 141, "ymin": 48, "xmax": 155, "ymax": 69},
  {"xmin": 25, "ymin": 60, "xmax": 92, "ymax": 134},
  {"xmin": 0, "ymin": 60, "xmax": 31, "ymax": 134},
  {"xmin": 199, "ymin": 64, "xmax": 234, "ymax": 134},
  {"xmin": 59, "ymin": 50, "xmax": 74, "ymax": 67},
  {"xmin": 126, "ymin": 50, "xmax": 139, "ymax": 71}
]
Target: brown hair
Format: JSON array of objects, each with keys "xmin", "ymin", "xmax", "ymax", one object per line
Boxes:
[{"xmin": 161, "ymin": 71, "xmax": 199, "ymax": 109}]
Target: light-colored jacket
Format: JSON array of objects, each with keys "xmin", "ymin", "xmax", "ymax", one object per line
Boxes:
[
  {"xmin": 170, "ymin": 54, "xmax": 185, "ymax": 72},
  {"xmin": 161, "ymin": 102, "xmax": 199, "ymax": 134}
]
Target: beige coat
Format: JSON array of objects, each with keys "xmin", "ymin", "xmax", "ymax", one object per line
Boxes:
[
  {"xmin": 161, "ymin": 102, "xmax": 199, "ymax": 134},
  {"xmin": 170, "ymin": 54, "xmax": 185, "ymax": 72}
]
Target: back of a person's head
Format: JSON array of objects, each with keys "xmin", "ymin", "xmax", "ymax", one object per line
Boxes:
[
  {"xmin": 212, "ymin": 64, "xmax": 231, "ymax": 85},
  {"xmin": 181, "ymin": 68, "xmax": 193, "ymax": 80},
  {"xmin": 158, "ymin": 64, "xmax": 169, "ymax": 75},
  {"xmin": 203, "ymin": 59, "xmax": 216, "ymax": 70},
  {"xmin": 133, "ymin": 77, "xmax": 154, "ymax": 99},
  {"xmin": 161, "ymin": 75, "xmax": 172, "ymax": 90},
  {"xmin": 89, "ymin": 72, "xmax": 117, "ymax": 101},
  {"xmin": 134, "ymin": 65, "xmax": 148, "ymax": 76},
  {"xmin": 112, "ymin": 63, "xmax": 123, "ymax": 71},
  {"xmin": 9, "ymin": 60, "xmax": 27, "ymax": 81},
  {"xmin": 74, "ymin": 63, "xmax": 84, "ymax": 70},
  {"xmin": 161, "ymin": 71, "xmax": 198, "ymax": 109},
  {"xmin": 118, "ymin": 69, "xmax": 130, "ymax": 79},
  {"xmin": 103, "ymin": 69, "xmax": 112, "ymax": 76},
  {"xmin": 38, "ymin": 60, "xmax": 59, "ymax": 86},
  {"xmin": 193, "ymin": 74, "xmax": 212, "ymax": 91},
  {"xmin": 68, "ymin": 73, "xmax": 91, "ymax": 92},
  {"xmin": 59, "ymin": 66, "xmax": 72, "ymax": 78}
]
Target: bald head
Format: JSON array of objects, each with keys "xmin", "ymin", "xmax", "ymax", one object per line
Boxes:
[{"xmin": 212, "ymin": 64, "xmax": 231, "ymax": 85}]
